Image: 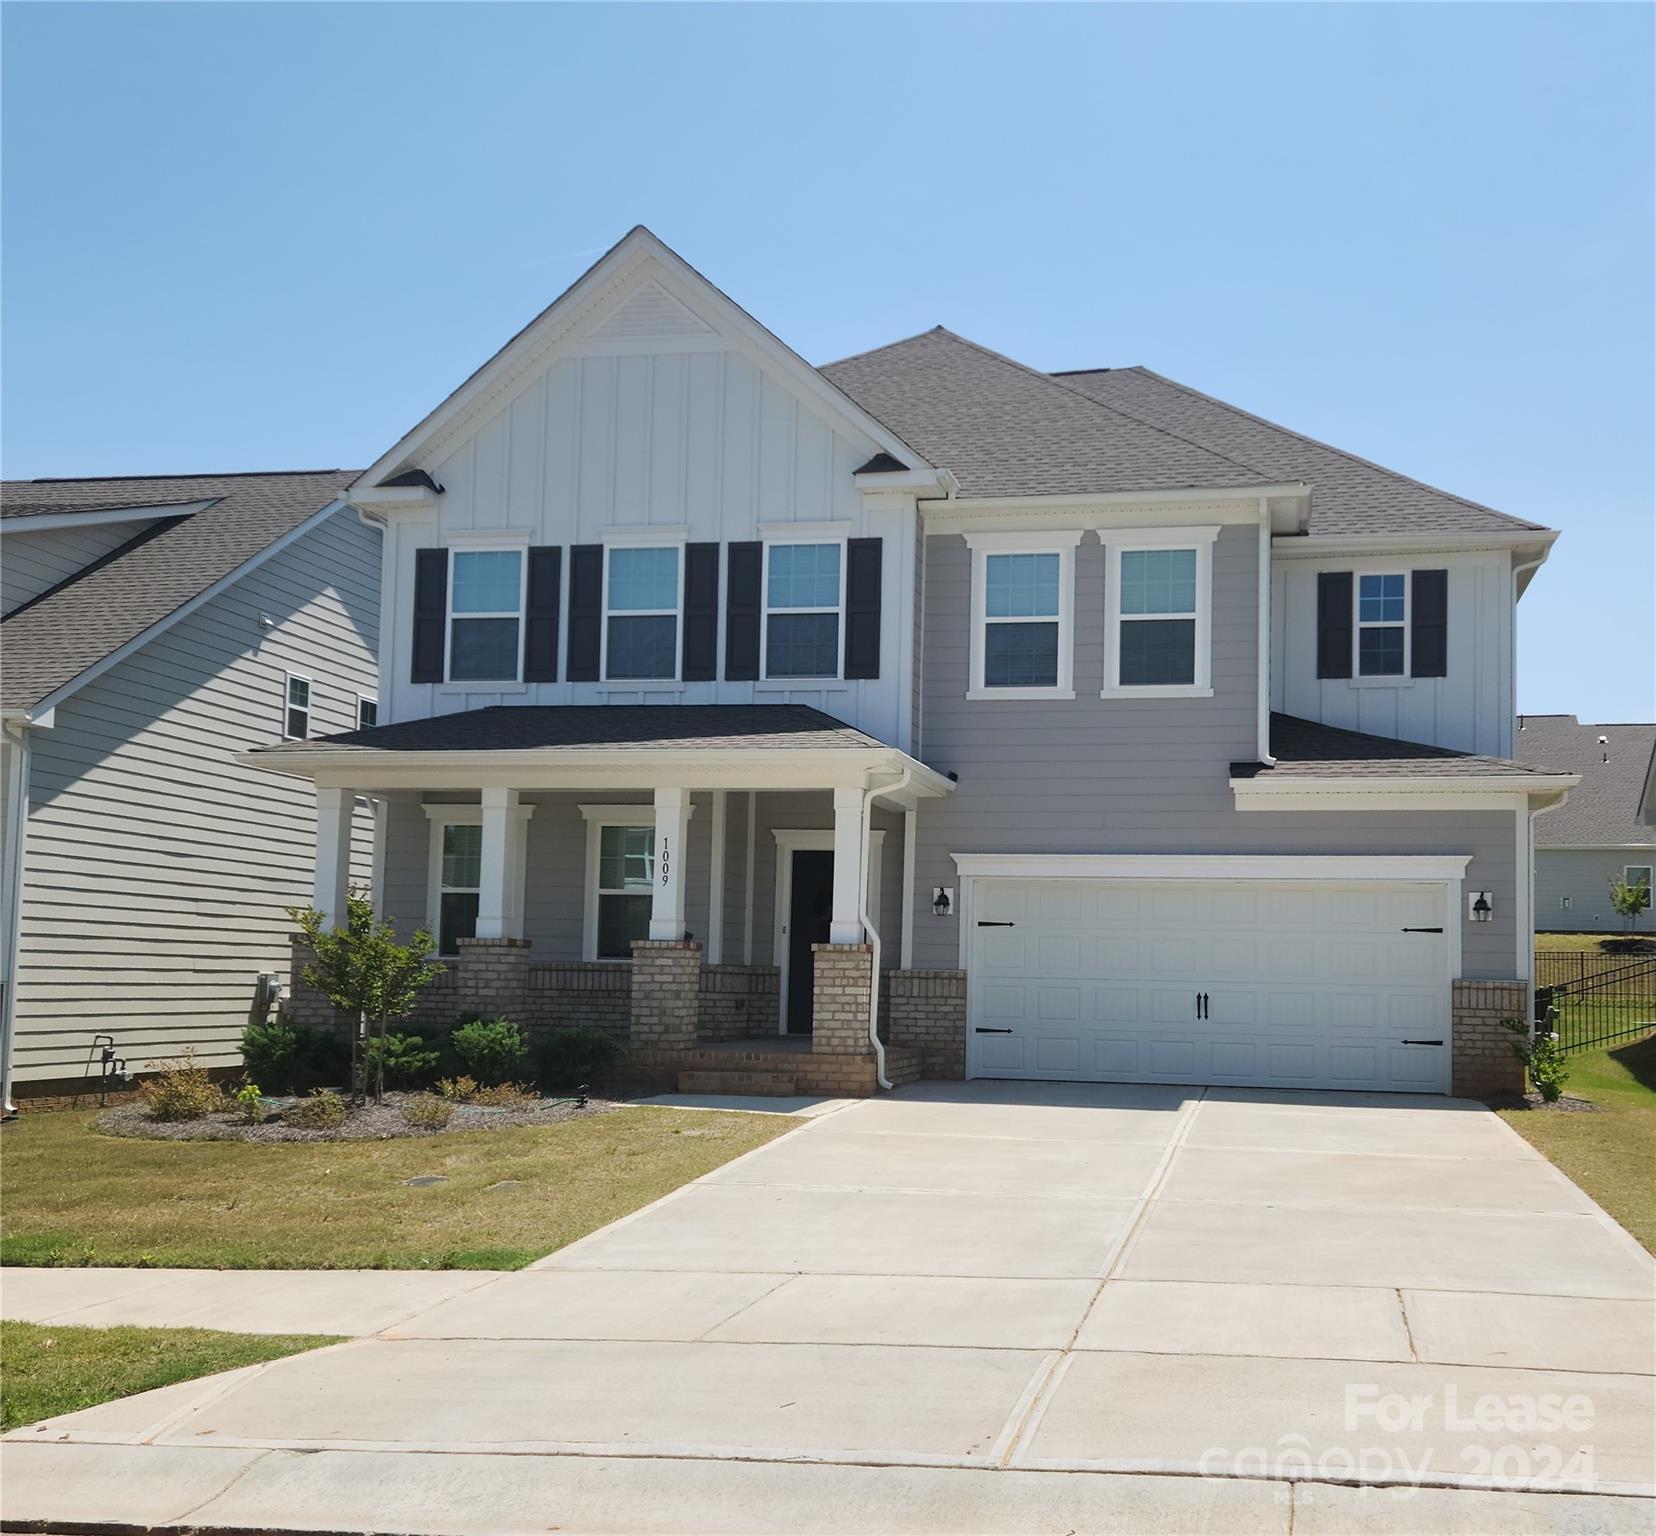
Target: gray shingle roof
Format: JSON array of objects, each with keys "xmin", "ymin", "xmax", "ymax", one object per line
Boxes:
[
  {"xmin": 1, "ymin": 469, "xmax": 356, "ymax": 712},
  {"xmin": 252, "ymin": 704, "xmax": 888, "ymax": 757},
  {"xmin": 1232, "ymin": 714, "xmax": 1561, "ymax": 780},
  {"xmin": 820, "ymin": 329, "xmax": 1275, "ymax": 500},
  {"xmin": 1055, "ymin": 367, "xmax": 1547, "ymax": 538},
  {"xmin": 1513, "ymin": 715, "xmax": 1656, "ymax": 847}
]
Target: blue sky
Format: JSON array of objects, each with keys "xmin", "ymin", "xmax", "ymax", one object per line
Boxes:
[{"xmin": 4, "ymin": 3, "xmax": 1651, "ymax": 720}]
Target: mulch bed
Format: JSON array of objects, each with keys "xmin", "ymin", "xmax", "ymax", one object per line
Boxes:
[
  {"xmin": 1484, "ymin": 1091, "xmax": 1604, "ymax": 1114},
  {"xmin": 97, "ymin": 1091, "xmax": 622, "ymax": 1144}
]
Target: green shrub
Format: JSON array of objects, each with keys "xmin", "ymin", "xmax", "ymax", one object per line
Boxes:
[
  {"xmin": 437, "ymin": 1075, "xmax": 479, "ymax": 1102},
  {"xmin": 401, "ymin": 1094, "xmax": 455, "ymax": 1131},
  {"xmin": 140, "ymin": 1051, "xmax": 223, "ymax": 1122},
  {"xmin": 241, "ymin": 1018, "xmax": 349, "ymax": 1092},
  {"xmin": 1506, "ymin": 1018, "xmax": 1571, "ymax": 1103},
  {"xmin": 535, "ymin": 1027, "xmax": 624, "ymax": 1092},
  {"xmin": 285, "ymin": 1088, "xmax": 348, "ymax": 1132},
  {"xmin": 365, "ymin": 1029, "xmax": 442, "ymax": 1089},
  {"xmin": 450, "ymin": 1017, "xmax": 529, "ymax": 1085}
]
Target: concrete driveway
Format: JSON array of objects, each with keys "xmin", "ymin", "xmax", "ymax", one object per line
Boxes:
[{"xmin": 5, "ymin": 1082, "xmax": 1654, "ymax": 1534}]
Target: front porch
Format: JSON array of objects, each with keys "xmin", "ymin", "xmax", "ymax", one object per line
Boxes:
[{"xmin": 258, "ymin": 707, "xmax": 959, "ymax": 1096}]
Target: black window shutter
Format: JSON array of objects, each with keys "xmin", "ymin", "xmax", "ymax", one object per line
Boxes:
[
  {"xmin": 1411, "ymin": 569, "xmax": 1448, "ymax": 678},
  {"xmin": 725, "ymin": 541, "xmax": 761, "ymax": 680},
  {"xmin": 1316, "ymin": 571, "xmax": 1353, "ymax": 680},
  {"xmin": 682, "ymin": 543, "xmax": 720, "ymax": 682},
  {"xmin": 523, "ymin": 546, "xmax": 562, "ymax": 683},
  {"xmin": 844, "ymin": 537, "xmax": 883, "ymax": 680},
  {"xmin": 566, "ymin": 544, "xmax": 603, "ymax": 682},
  {"xmin": 411, "ymin": 548, "xmax": 448, "ymax": 684}
]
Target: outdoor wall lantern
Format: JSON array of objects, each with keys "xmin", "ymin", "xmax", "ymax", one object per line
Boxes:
[
  {"xmin": 1469, "ymin": 892, "xmax": 1493, "ymax": 923},
  {"xmin": 932, "ymin": 887, "xmax": 954, "ymax": 917}
]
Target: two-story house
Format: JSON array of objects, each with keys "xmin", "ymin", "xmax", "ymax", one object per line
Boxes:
[
  {"xmin": 0, "ymin": 472, "xmax": 380, "ymax": 1108},
  {"xmin": 251, "ymin": 227, "xmax": 1576, "ymax": 1100}
]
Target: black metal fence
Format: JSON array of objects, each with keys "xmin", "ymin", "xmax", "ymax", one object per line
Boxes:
[{"xmin": 1534, "ymin": 956, "xmax": 1656, "ymax": 1054}]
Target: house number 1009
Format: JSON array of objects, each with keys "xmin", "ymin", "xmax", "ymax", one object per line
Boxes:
[{"xmin": 659, "ymin": 837, "xmax": 670, "ymax": 885}]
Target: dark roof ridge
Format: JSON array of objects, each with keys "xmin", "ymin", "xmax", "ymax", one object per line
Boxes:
[
  {"xmin": 1074, "ymin": 366, "xmax": 1546, "ymax": 535},
  {"xmin": 11, "ymin": 468, "xmax": 352, "ymax": 486}
]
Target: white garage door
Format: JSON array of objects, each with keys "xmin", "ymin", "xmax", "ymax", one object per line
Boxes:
[{"xmin": 968, "ymin": 878, "xmax": 1452, "ymax": 1093}]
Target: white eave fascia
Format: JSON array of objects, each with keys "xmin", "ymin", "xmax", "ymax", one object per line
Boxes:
[
  {"xmin": 924, "ymin": 483, "xmax": 1309, "ymax": 525},
  {"xmin": 1230, "ymin": 771, "xmax": 1580, "ymax": 804},
  {"xmin": 855, "ymin": 467, "xmax": 957, "ymax": 500},
  {"xmin": 1273, "ymin": 528, "xmax": 1560, "ymax": 557},
  {"xmin": 0, "ymin": 500, "xmax": 216, "ymax": 536},
  {"xmin": 347, "ymin": 485, "xmax": 441, "ymax": 515}
]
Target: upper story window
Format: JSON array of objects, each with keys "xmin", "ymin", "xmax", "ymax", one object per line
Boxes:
[
  {"xmin": 1103, "ymin": 527, "xmax": 1217, "ymax": 698},
  {"xmin": 1626, "ymin": 865, "xmax": 1653, "ymax": 891},
  {"xmin": 1357, "ymin": 573, "xmax": 1407, "ymax": 676},
  {"xmin": 356, "ymin": 696, "xmax": 378, "ymax": 730},
  {"xmin": 604, "ymin": 546, "xmax": 680, "ymax": 680},
  {"xmin": 284, "ymin": 673, "xmax": 311, "ymax": 739},
  {"xmin": 764, "ymin": 542, "xmax": 842, "ymax": 679},
  {"xmin": 964, "ymin": 530, "xmax": 1080, "ymax": 701},
  {"xmin": 449, "ymin": 548, "xmax": 524, "ymax": 682}
]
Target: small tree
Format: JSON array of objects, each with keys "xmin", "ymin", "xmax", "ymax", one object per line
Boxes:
[
  {"xmin": 288, "ymin": 893, "xmax": 443, "ymax": 1103},
  {"xmin": 1608, "ymin": 874, "xmax": 1652, "ymax": 934}
]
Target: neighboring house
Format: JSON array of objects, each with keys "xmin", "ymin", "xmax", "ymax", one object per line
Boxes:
[
  {"xmin": 240, "ymin": 226, "xmax": 1576, "ymax": 1100},
  {"xmin": 1515, "ymin": 715, "xmax": 1656, "ymax": 932},
  {"xmin": 0, "ymin": 472, "xmax": 380, "ymax": 1105}
]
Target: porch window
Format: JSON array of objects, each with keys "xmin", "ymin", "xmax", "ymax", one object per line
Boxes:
[
  {"xmin": 437, "ymin": 822, "xmax": 482, "ymax": 956},
  {"xmin": 764, "ymin": 542, "xmax": 842, "ymax": 678},
  {"xmin": 596, "ymin": 824, "xmax": 654, "ymax": 958},
  {"xmin": 448, "ymin": 549, "xmax": 524, "ymax": 682},
  {"xmin": 1102, "ymin": 526, "xmax": 1217, "ymax": 697},
  {"xmin": 604, "ymin": 546, "xmax": 680, "ymax": 680},
  {"xmin": 284, "ymin": 674, "xmax": 311, "ymax": 739},
  {"xmin": 1356, "ymin": 573, "xmax": 1407, "ymax": 677}
]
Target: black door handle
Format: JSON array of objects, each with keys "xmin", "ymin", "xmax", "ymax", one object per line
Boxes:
[
  {"xmin": 1402, "ymin": 1039, "xmax": 1443, "ymax": 1046},
  {"xmin": 977, "ymin": 920, "xmax": 1015, "ymax": 928},
  {"xmin": 1401, "ymin": 927, "xmax": 1443, "ymax": 934},
  {"xmin": 974, "ymin": 1027, "xmax": 1014, "ymax": 1035}
]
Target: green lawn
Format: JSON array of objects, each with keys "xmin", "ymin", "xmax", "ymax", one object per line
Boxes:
[
  {"xmin": 1498, "ymin": 1032, "xmax": 1656, "ymax": 1253},
  {"xmin": 0, "ymin": 1106, "xmax": 795, "ymax": 1270},
  {"xmin": 1534, "ymin": 931, "xmax": 1656, "ymax": 955},
  {"xmin": 1, "ymin": 1321, "xmax": 337, "ymax": 1430}
]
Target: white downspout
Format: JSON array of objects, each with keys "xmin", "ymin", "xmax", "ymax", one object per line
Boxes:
[
  {"xmin": 860, "ymin": 767, "xmax": 914, "ymax": 1092},
  {"xmin": 1, "ymin": 721, "xmax": 33, "ymax": 1116},
  {"xmin": 1525, "ymin": 791, "xmax": 1568, "ymax": 1035},
  {"xmin": 1257, "ymin": 499, "xmax": 1276, "ymax": 766},
  {"xmin": 1509, "ymin": 550, "xmax": 1549, "ymax": 760}
]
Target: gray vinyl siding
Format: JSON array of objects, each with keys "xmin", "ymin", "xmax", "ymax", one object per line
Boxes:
[
  {"xmin": 10, "ymin": 510, "xmax": 379, "ymax": 1081},
  {"xmin": 1534, "ymin": 849, "xmax": 1656, "ymax": 933},
  {"xmin": 1, "ymin": 520, "xmax": 162, "ymax": 616},
  {"xmin": 910, "ymin": 526, "xmax": 1522, "ymax": 981}
]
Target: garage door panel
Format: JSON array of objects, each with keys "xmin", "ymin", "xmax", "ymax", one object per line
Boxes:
[{"xmin": 968, "ymin": 877, "xmax": 1452, "ymax": 1094}]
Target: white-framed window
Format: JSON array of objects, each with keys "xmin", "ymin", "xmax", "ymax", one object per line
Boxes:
[
  {"xmin": 283, "ymin": 673, "xmax": 311, "ymax": 739},
  {"xmin": 964, "ymin": 530, "xmax": 1081, "ymax": 700},
  {"xmin": 423, "ymin": 805, "xmax": 533, "ymax": 956},
  {"xmin": 356, "ymin": 696, "xmax": 378, "ymax": 730},
  {"xmin": 1625, "ymin": 865, "xmax": 1653, "ymax": 890},
  {"xmin": 578, "ymin": 804, "xmax": 687, "ymax": 960},
  {"xmin": 763, "ymin": 540, "xmax": 844, "ymax": 680},
  {"xmin": 1356, "ymin": 572, "xmax": 1408, "ymax": 677},
  {"xmin": 447, "ymin": 546, "xmax": 526, "ymax": 683},
  {"xmin": 1559, "ymin": 895, "xmax": 1572, "ymax": 911},
  {"xmin": 1102, "ymin": 525, "xmax": 1218, "ymax": 698},
  {"xmin": 603, "ymin": 545, "xmax": 681, "ymax": 681}
]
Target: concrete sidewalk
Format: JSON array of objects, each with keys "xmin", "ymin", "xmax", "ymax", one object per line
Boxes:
[{"xmin": 4, "ymin": 1082, "xmax": 1654, "ymax": 1534}]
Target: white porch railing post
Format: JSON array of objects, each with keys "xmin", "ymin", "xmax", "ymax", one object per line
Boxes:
[
  {"xmin": 650, "ymin": 786, "xmax": 692, "ymax": 941},
  {"xmin": 830, "ymin": 785, "xmax": 866, "ymax": 945},
  {"xmin": 476, "ymin": 787, "xmax": 517, "ymax": 940},
  {"xmin": 312, "ymin": 785, "xmax": 354, "ymax": 930}
]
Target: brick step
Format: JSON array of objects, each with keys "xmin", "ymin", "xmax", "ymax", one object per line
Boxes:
[{"xmin": 677, "ymin": 1069, "xmax": 799, "ymax": 1095}]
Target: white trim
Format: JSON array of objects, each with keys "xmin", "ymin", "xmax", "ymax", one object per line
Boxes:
[
  {"xmin": 760, "ymin": 535, "xmax": 846, "ymax": 684},
  {"xmin": 964, "ymin": 528, "xmax": 1081, "ymax": 701},
  {"xmin": 1354, "ymin": 570, "xmax": 1409, "ymax": 679},
  {"xmin": 1256, "ymin": 502, "xmax": 1274, "ymax": 766},
  {"xmin": 949, "ymin": 853, "xmax": 1472, "ymax": 882},
  {"xmin": 600, "ymin": 523, "xmax": 692, "ymax": 547},
  {"xmin": 900, "ymin": 806, "xmax": 917, "ymax": 971},
  {"xmin": 423, "ymin": 804, "xmax": 534, "ymax": 954},
  {"xmin": 928, "ymin": 484, "xmax": 1310, "ymax": 520},
  {"xmin": 1101, "ymin": 525, "xmax": 1217, "ymax": 698},
  {"xmin": 1625, "ymin": 863, "xmax": 1654, "ymax": 886},
  {"xmin": 742, "ymin": 791, "xmax": 757, "ymax": 965},
  {"xmin": 445, "ymin": 543, "xmax": 528, "ymax": 687},
  {"xmin": 1232, "ymin": 774, "xmax": 1581, "ymax": 811},
  {"xmin": 0, "ymin": 722, "xmax": 32, "ymax": 1111},
  {"xmin": 707, "ymin": 790, "xmax": 727, "ymax": 964},
  {"xmin": 601, "ymin": 541, "xmax": 684, "ymax": 684},
  {"xmin": 1275, "ymin": 529, "xmax": 1560, "ymax": 557},
  {"xmin": 282, "ymin": 672, "xmax": 312, "ymax": 740},
  {"xmin": 19, "ymin": 498, "xmax": 352, "ymax": 721},
  {"xmin": 772, "ymin": 828, "xmax": 884, "ymax": 1034},
  {"xmin": 577, "ymin": 801, "xmax": 699, "ymax": 961},
  {"xmin": 1, "ymin": 499, "xmax": 215, "ymax": 535},
  {"xmin": 757, "ymin": 519, "xmax": 854, "ymax": 540}
]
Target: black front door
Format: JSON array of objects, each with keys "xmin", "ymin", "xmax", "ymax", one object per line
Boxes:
[{"xmin": 786, "ymin": 849, "xmax": 836, "ymax": 1034}]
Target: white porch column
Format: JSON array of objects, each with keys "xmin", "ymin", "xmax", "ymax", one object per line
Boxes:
[
  {"xmin": 312, "ymin": 785, "xmax": 354, "ymax": 930},
  {"xmin": 706, "ymin": 790, "xmax": 727, "ymax": 964},
  {"xmin": 476, "ymin": 787, "xmax": 518, "ymax": 940},
  {"xmin": 900, "ymin": 806, "xmax": 917, "ymax": 970},
  {"xmin": 651, "ymin": 786, "xmax": 693, "ymax": 941},
  {"xmin": 830, "ymin": 785, "xmax": 867, "ymax": 945}
]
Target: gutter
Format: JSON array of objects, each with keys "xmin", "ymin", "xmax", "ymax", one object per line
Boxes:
[
  {"xmin": 859, "ymin": 767, "xmax": 914, "ymax": 1092},
  {"xmin": 0, "ymin": 720, "xmax": 31, "ymax": 1116},
  {"xmin": 1257, "ymin": 499, "xmax": 1276, "ymax": 767}
]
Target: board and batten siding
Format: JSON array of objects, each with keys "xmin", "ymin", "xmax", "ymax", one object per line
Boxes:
[
  {"xmin": 909, "ymin": 523, "xmax": 1521, "ymax": 980},
  {"xmin": 1, "ymin": 519, "xmax": 164, "ymax": 616},
  {"xmin": 379, "ymin": 311, "xmax": 919, "ymax": 751},
  {"xmin": 9, "ymin": 510, "xmax": 380, "ymax": 1082},
  {"xmin": 1272, "ymin": 549, "xmax": 1516, "ymax": 758},
  {"xmin": 1533, "ymin": 848, "xmax": 1656, "ymax": 933}
]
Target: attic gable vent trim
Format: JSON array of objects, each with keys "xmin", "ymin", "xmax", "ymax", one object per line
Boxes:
[{"xmin": 377, "ymin": 469, "xmax": 444, "ymax": 493}]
